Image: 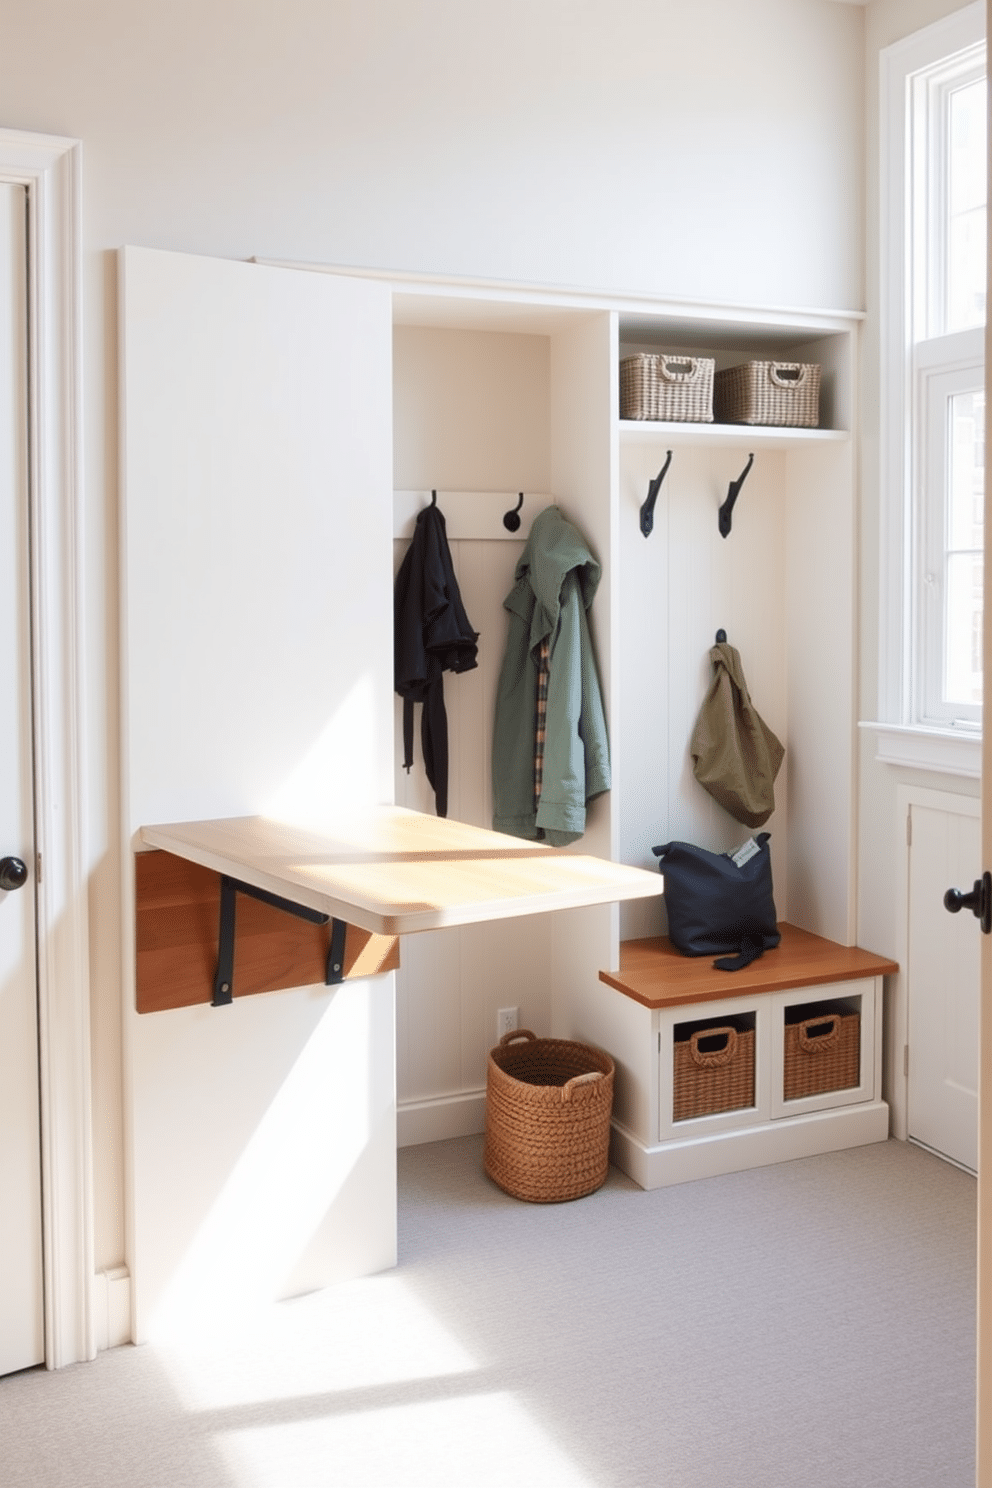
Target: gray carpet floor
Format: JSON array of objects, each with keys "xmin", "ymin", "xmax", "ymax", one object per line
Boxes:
[{"xmin": 1, "ymin": 1137, "xmax": 977, "ymax": 1487}]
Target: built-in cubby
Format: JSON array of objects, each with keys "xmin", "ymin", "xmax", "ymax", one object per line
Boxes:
[
  {"xmin": 390, "ymin": 299, "xmax": 617, "ymax": 1142},
  {"xmin": 774, "ymin": 987, "xmax": 872, "ymax": 1118},
  {"xmin": 617, "ymin": 309, "xmax": 853, "ymax": 435},
  {"xmin": 382, "ymin": 273, "xmax": 871, "ymax": 1180},
  {"xmin": 671, "ymin": 1010, "xmax": 758, "ymax": 1125}
]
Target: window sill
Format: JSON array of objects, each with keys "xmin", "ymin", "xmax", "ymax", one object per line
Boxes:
[{"xmin": 859, "ymin": 721, "xmax": 981, "ymax": 779}]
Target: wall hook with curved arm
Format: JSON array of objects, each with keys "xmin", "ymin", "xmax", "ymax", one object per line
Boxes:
[
  {"xmin": 718, "ymin": 453, "xmax": 754, "ymax": 538},
  {"xmin": 503, "ymin": 492, "xmax": 524, "ymax": 532},
  {"xmin": 640, "ymin": 450, "xmax": 673, "ymax": 538}
]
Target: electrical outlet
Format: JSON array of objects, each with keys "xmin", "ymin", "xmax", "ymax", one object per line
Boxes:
[{"xmin": 496, "ymin": 1006, "xmax": 519, "ymax": 1042}]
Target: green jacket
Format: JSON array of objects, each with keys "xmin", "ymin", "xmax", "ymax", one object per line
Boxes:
[{"xmin": 492, "ymin": 506, "xmax": 611, "ymax": 845}]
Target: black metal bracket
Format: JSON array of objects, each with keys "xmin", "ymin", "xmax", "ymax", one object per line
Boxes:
[
  {"xmin": 943, "ymin": 871, "xmax": 992, "ymax": 936},
  {"xmin": 639, "ymin": 451, "xmax": 673, "ymax": 538},
  {"xmin": 718, "ymin": 452, "xmax": 755, "ymax": 538},
  {"xmin": 212, "ymin": 874, "xmax": 348, "ymax": 1006}
]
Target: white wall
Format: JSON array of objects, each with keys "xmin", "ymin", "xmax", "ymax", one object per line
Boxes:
[
  {"xmin": 4, "ymin": 0, "xmax": 864, "ymax": 307},
  {"xmin": 0, "ymin": 0, "xmax": 866, "ymax": 1284}
]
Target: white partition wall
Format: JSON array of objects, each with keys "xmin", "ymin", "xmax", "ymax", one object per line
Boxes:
[{"xmin": 119, "ymin": 248, "xmax": 395, "ymax": 1341}]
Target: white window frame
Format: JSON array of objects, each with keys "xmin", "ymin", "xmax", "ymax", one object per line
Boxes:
[
  {"xmin": 876, "ymin": 2, "xmax": 986, "ymax": 776},
  {"xmin": 917, "ymin": 351, "xmax": 984, "ymax": 726}
]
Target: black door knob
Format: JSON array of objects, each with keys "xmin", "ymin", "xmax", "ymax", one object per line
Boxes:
[
  {"xmin": 0, "ymin": 856, "xmax": 28, "ymax": 891},
  {"xmin": 944, "ymin": 871, "xmax": 992, "ymax": 934}
]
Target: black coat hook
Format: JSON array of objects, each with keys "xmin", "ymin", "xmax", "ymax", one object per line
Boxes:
[
  {"xmin": 430, "ymin": 489, "xmax": 437, "ymax": 507},
  {"xmin": 640, "ymin": 450, "xmax": 673, "ymax": 538},
  {"xmin": 503, "ymin": 492, "xmax": 524, "ymax": 532},
  {"xmin": 717, "ymin": 453, "xmax": 754, "ymax": 538},
  {"xmin": 715, "ymin": 629, "xmax": 727, "ymax": 644}
]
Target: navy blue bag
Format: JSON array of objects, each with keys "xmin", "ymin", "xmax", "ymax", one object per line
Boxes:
[{"xmin": 651, "ymin": 833, "xmax": 780, "ymax": 972}]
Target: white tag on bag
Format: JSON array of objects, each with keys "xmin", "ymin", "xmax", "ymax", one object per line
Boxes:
[{"xmin": 730, "ymin": 837, "xmax": 761, "ymax": 869}]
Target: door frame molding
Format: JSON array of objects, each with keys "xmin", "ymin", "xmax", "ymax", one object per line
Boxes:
[{"xmin": 1, "ymin": 129, "xmax": 92, "ymax": 1367}]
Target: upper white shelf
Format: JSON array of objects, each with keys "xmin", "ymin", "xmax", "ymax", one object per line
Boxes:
[
  {"xmin": 619, "ymin": 419, "xmax": 849, "ymax": 450},
  {"xmin": 139, "ymin": 808, "xmax": 664, "ymax": 937}
]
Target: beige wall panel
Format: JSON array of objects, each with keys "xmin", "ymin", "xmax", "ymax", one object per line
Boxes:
[{"xmin": 393, "ymin": 326, "xmax": 550, "ymax": 493}]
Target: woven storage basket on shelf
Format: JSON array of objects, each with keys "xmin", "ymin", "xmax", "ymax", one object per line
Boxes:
[
  {"xmin": 620, "ymin": 353, "xmax": 715, "ymax": 423},
  {"xmin": 783, "ymin": 1004, "xmax": 860, "ymax": 1100},
  {"xmin": 713, "ymin": 360, "xmax": 821, "ymax": 427},
  {"xmin": 484, "ymin": 1030, "xmax": 615, "ymax": 1203},
  {"xmin": 672, "ymin": 1021, "xmax": 755, "ymax": 1123}
]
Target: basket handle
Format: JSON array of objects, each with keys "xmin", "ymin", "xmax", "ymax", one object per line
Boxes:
[
  {"xmin": 561, "ymin": 1069, "xmax": 603, "ymax": 1102},
  {"xmin": 768, "ymin": 362, "xmax": 807, "ymax": 388},
  {"xmin": 658, "ymin": 356, "xmax": 703, "ymax": 384},
  {"xmin": 689, "ymin": 1026, "xmax": 738, "ymax": 1067},
  {"xmin": 798, "ymin": 1015, "xmax": 841, "ymax": 1052},
  {"xmin": 499, "ymin": 1029, "xmax": 536, "ymax": 1047}
]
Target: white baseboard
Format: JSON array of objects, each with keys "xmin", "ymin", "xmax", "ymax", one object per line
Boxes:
[
  {"xmin": 610, "ymin": 1101, "xmax": 891, "ymax": 1191},
  {"xmin": 398, "ymin": 1089, "xmax": 486, "ymax": 1147},
  {"xmin": 93, "ymin": 1266, "xmax": 132, "ymax": 1350}
]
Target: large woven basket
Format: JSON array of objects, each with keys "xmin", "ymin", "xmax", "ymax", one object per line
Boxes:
[
  {"xmin": 673, "ymin": 1020, "xmax": 755, "ymax": 1123},
  {"xmin": 620, "ymin": 353, "xmax": 714, "ymax": 423},
  {"xmin": 783, "ymin": 1005, "xmax": 859, "ymax": 1100},
  {"xmin": 713, "ymin": 360, "xmax": 821, "ymax": 427},
  {"xmin": 484, "ymin": 1030, "xmax": 615, "ymax": 1203}
]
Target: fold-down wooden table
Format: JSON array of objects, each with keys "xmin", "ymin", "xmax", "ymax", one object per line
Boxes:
[{"xmin": 136, "ymin": 808, "xmax": 665, "ymax": 1013}]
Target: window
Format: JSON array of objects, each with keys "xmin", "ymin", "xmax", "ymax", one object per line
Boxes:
[{"xmin": 879, "ymin": 4, "xmax": 986, "ymax": 755}]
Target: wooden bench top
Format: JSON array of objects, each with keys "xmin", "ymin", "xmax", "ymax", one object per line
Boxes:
[{"xmin": 599, "ymin": 922, "xmax": 899, "ymax": 1010}]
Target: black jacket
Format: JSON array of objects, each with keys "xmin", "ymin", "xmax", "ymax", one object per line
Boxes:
[{"xmin": 394, "ymin": 503, "xmax": 478, "ymax": 816}]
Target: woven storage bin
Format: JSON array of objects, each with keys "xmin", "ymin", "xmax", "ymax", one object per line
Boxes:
[
  {"xmin": 484, "ymin": 1030, "xmax": 614, "ymax": 1203},
  {"xmin": 713, "ymin": 360, "xmax": 821, "ymax": 427},
  {"xmin": 673, "ymin": 1020, "xmax": 755, "ymax": 1123},
  {"xmin": 620, "ymin": 353, "xmax": 714, "ymax": 423},
  {"xmin": 783, "ymin": 1004, "xmax": 860, "ymax": 1100}
]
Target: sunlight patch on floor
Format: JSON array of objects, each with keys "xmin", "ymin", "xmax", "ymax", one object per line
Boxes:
[
  {"xmin": 154, "ymin": 1271, "xmax": 599, "ymax": 1485},
  {"xmin": 157, "ymin": 1273, "xmax": 479, "ymax": 1409},
  {"xmin": 216, "ymin": 1392, "xmax": 600, "ymax": 1488}
]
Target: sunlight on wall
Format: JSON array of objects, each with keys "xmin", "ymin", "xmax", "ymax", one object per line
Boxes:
[
  {"xmin": 263, "ymin": 674, "xmax": 386, "ymax": 830},
  {"xmin": 148, "ymin": 990, "xmax": 380, "ymax": 1341}
]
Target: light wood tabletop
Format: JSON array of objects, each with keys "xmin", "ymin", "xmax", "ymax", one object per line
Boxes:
[{"xmin": 139, "ymin": 808, "xmax": 665, "ymax": 937}]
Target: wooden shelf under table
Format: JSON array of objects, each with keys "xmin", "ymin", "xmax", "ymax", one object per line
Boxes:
[{"xmin": 600, "ymin": 922, "xmax": 898, "ymax": 1010}]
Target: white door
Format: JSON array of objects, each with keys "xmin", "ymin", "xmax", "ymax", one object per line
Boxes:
[
  {"xmin": 0, "ymin": 181, "xmax": 44, "ymax": 1373},
  {"xmin": 907, "ymin": 796, "xmax": 981, "ymax": 1171}
]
